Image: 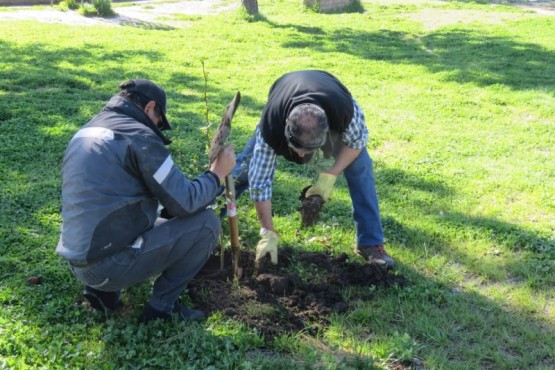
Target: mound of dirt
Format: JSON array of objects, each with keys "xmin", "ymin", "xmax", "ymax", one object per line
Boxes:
[{"xmin": 189, "ymin": 248, "xmax": 406, "ymax": 341}]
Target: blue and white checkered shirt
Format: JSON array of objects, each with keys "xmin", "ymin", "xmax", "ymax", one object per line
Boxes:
[{"xmin": 248, "ymin": 98, "xmax": 368, "ymax": 202}]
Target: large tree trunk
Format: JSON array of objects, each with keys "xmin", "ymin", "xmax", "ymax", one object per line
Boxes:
[{"xmin": 242, "ymin": 0, "xmax": 258, "ymax": 15}]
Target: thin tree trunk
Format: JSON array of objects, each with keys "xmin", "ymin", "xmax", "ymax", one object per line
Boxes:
[{"xmin": 242, "ymin": 0, "xmax": 258, "ymax": 15}]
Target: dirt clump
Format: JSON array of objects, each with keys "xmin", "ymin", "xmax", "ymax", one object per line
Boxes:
[
  {"xmin": 189, "ymin": 248, "xmax": 406, "ymax": 341},
  {"xmin": 299, "ymin": 185, "xmax": 326, "ymax": 227}
]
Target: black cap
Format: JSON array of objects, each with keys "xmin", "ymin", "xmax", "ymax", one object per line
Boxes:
[{"xmin": 119, "ymin": 79, "xmax": 171, "ymax": 130}]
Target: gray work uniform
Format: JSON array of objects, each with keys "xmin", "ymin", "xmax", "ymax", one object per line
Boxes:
[{"xmin": 56, "ymin": 95, "xmax": 222, "ymax": 312}]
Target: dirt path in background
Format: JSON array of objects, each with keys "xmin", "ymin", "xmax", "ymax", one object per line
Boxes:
[
  {"xmin": 0, "ymin": 0, "xmax": 238, "ymax": 27},
  {"xmin": 0, "ymin": 0, "xmax": 553, "ymax": 28}
]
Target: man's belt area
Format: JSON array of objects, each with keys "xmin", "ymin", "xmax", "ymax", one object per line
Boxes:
[{"xmin": 68, "ymin": 236, "xmax": 143, "ymax": 268}]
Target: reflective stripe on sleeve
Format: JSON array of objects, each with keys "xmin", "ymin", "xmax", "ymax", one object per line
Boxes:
[
  {"xmin": 72, "ymin": 127, "xmax": 114, "ymax": 141},
  {"xmin": 153, "ymin": 155, "xmax": 174, "ymax": 184}
]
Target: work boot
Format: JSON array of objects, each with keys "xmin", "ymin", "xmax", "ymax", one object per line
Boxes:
[
  {"xmin": 355, "ymin": 245, "xmax": 395, "ymax": 270},
  {"xmin": 141, "ymin": 302, "xmax": 206, "ymax": 323},
  {"xmin": 83, "ymin": 286, "xmax": 121, "ymax": 312}
]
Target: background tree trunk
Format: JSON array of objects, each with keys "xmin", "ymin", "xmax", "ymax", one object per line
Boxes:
[{"xmin": 242, "ymin": 0, "xmax": 258, "ymax": 15}]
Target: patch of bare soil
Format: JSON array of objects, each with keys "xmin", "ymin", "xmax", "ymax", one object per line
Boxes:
[{"xmin": 189, "ymin": 248, "xmax": 406, "ymax": 342}]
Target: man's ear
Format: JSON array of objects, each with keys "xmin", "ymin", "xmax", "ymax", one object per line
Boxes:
[{"xmin": 144, "ymin": 100, "xmax": 156, "ymax": 115}]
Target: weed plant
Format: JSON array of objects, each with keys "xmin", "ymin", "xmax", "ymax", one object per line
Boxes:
[
  {"xmin": 91, "ymin": 0, "xmax": 114, "ymax": 17},
  {"xmin": 63, "ymin": 0, "xmax": 114, "ymax": 17},
  {"xmin": 57, "ymin": 0, "xmax": 79, "ymax": 11}
]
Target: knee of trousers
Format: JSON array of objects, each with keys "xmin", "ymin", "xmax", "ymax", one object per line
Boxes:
[
  {"xmin": 197, "ymin": 208, "xmax": 221, "ymax": 237},
  {"xmin": 199, "ymin": 209, "xmax": 222, "ymax": 245},
  {"xmin": 171, "ymin": 210, "xmax": 221, "ymax": 257}
]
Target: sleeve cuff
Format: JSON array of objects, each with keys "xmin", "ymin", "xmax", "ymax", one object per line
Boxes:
[{"xmin": 205, "ymin": 170, "xmax": 221, "ymax": 185}]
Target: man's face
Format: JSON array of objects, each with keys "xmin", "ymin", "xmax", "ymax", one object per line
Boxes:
[{"xmin": 145, "ymin": 101, "xmax": 163, "ymax": 128}]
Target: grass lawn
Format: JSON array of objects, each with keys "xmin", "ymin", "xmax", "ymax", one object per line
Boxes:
[{"xmin": 0, "ymin": 0, "xmax": 554, "ymax": 368}]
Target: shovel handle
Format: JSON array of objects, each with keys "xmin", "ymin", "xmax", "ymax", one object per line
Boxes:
[{"xmin": 224, "ymin": 174, "xmax": 241, "ymax": 277}]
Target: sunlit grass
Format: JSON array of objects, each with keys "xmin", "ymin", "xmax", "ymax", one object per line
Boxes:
[{"xmin": 1, "ymin": 0, "xmax": 554, "ymax": 368}]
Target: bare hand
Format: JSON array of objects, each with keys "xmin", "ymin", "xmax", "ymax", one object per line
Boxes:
[{"xmin": 210, "ymin": 144, "xmax": 236, "ymax": 180}]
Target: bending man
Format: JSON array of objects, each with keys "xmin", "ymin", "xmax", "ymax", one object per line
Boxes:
[{"xmin": 233, "ymin": 70, "xmax": 394, "ymax": 270}]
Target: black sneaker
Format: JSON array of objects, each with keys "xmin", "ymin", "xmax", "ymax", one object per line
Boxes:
[
  {"xmin": 141, "ymin": 302, "xmax": 206, "ymax": 323},
  {"xmin": 173, "ymin": 304, "xmax": 206, "ymax": 321},
  {"xmin": 83, "ymin": 286, "xmax": 121, "ymax": 312},
  {"xmin": 355, "ymin": 245, "xmax": 395, "ymax": 270}
]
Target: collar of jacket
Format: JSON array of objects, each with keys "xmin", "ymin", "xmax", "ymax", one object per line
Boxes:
[{"xmin": 104, "ymin": 95, "xmax": 172, "ymax": 145}]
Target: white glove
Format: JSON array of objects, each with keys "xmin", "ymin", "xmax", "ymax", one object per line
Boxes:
[{"xmin": 255, "ymin": 229, "xmax": 279, "ymax": 267}]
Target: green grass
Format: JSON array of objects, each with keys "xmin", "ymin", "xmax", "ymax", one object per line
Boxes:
[{"xmin": 1, "ymin": 0, "xmax": 554, "ymax": 368}]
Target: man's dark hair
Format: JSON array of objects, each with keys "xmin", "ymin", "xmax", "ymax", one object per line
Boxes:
[
  {"xmin": 119, "ymin": 91, "xmax": 148, "ymax": 109},
  {"xmin": 119, "ymin": 91, "xmax": 162, "ymax": 117}
]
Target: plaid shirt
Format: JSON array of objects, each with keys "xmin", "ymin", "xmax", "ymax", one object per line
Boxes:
[{"xmin": 249, "ymin": 98, "xmax": 368, "ymax": 202}]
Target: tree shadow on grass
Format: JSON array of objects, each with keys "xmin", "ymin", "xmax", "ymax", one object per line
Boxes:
[
  {"xmin": 260, "ymin": 18, "xmax": 555, "ymax": 91},
  {"xmin": 378, "ymin": 166, "xmax": 554, "ymax": 287}
]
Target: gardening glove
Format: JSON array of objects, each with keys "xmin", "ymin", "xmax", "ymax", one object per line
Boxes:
[
  {"xmin": 305, "ymin": 172, "xmax": 337, "ymax": 201},
  {"xmin": 255, "ymin": 229, "xmax": 279, "ymax": 268}
]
